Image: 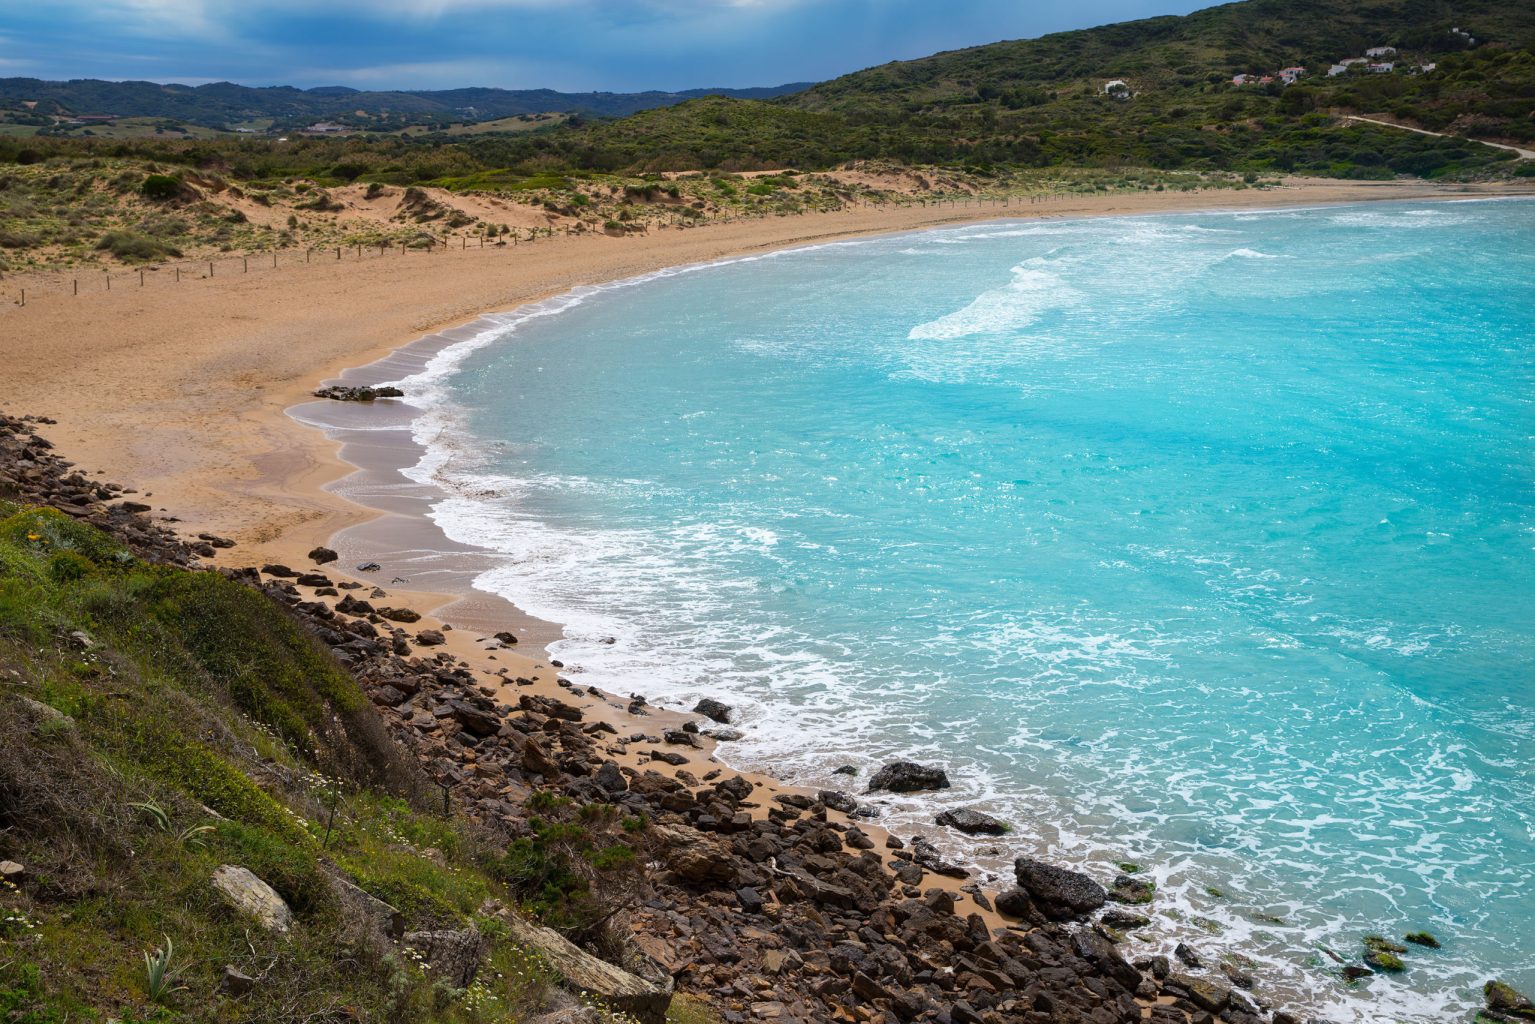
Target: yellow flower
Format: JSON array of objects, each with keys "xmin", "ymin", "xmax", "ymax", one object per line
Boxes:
[{"xmin": 26, "ymin": 533, "xmax": 40, "ymax": 541}]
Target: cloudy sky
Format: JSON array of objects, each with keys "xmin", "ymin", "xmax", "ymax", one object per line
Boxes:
[{"xmin": 1, "ymin": 0, "xmax": 1209, "ymax": 92}]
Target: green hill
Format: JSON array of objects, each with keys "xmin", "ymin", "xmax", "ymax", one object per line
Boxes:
[{"xmin": 473, "ymin": 0, "xmax": 1535, "ymax": 178}]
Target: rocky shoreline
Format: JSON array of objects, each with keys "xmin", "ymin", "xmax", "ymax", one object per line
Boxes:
[{"xmin": 2, "ymin": 408, "xmax": 1521, "ymax": 1024}]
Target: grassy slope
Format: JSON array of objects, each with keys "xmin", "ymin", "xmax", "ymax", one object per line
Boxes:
[{"xmin": 0, "ymin": 503, "xmax": 690, "ymax": 1023}]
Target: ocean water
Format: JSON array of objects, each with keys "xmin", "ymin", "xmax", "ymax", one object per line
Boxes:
[{"xmin": 397, "ymin": 199, "xmax": 1535, "ymax": 1021}]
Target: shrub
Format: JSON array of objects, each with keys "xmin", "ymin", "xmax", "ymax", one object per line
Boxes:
[
  {"xmin": 140, "ymin": 174, "xmax": 183, "ymax": 200},
  {"xmin": 94, "ymin": 230, "xmax": 181, "ymax": 262}
]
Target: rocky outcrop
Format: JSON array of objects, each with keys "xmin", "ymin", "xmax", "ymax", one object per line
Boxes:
[
  {"xmin": 866, "ymin": 760, "xmax": 950, "ymax": 793},
  {"xmin": 211, "ymin": 865, "xmax": 292, "ymax": 933}
]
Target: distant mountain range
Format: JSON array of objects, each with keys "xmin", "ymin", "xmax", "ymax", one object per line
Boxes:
[{"xmin": 0, "ymin": 78, "xmax": 815, "ymax": 127}]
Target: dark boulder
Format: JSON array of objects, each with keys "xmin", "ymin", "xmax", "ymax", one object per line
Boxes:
[
  {"xmin": 935, "ymin": 807, "xmax": 1009, "ymax": 836},
  {"xmin": 819, "ymin": 790, "xmax": 859, "ymax": 814},
  {"xmin": 1013, "ymin": 857, "xmax": 1106, "ymax": 920},
  {"xmin": 867, "ymin": 760, "xmax": 951, "ymax": 793},
  {"xmin": 308, "ymin": 546, "xmax": 339, "ymax": 564},
  {"xmin": 692, "ymin": 697, "xmax": 733, "ymax": 723}
]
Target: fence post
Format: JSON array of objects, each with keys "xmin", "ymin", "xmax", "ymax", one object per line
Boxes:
[
  {"xmin": 140, "ymin": 268, "xmax": 145, "ymax": 287},
  {"xmin": 243, "ymin": 256, "xmax": 248, "ymax": 273},
  {"xmin": 336, "ymin": 247, "xmax": 341, "ymax": 260},
  {"xmin": 209, "ymin": 261, "xmax": 214, "ymax": 277},
  {"xmin": 272, "ymin": 252, "xmax": 277, "ymax": 268},
  {"xmin": 176, "ymin": 267, "xmax": 181, "ymax": 282},
  {"xmin": 74, "ymin": 279, "xmax": 78, "ymax": 296},
  {"xmin": 106, "ymin": 273, "xmax": 110, "ymax": 291},
  {"xmin": 18, "ymin": 289, "xmax": 22, "ymax": 307}
]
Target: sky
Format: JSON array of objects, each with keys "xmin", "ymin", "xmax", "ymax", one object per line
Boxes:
[{"xmin": 0, "ymin": 0, "xmax": 1212, "ymax": 93}]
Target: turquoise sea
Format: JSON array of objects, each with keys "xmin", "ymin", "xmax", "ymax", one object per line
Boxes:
[{"xmin": 399, "ymin": 199, "xmax": 1535, "ymax": 1021}]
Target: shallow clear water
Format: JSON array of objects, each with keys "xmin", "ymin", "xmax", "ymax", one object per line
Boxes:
[{"xmin": 401, "ymin": 199, "xmax": 1535, "ymax": 1020}]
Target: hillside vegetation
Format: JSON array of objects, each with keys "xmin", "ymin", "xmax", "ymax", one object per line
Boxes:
[
  {"xmin": 0, "ymin": 498, "xmax": 681, "ymax": 1023},
  {"xmin": 0, "ymin": 79, "xmax": 812, "ymax": 134},
  {"xmin": 483, "ymin": 0, "xmax": 1535, "ymax": 177}
]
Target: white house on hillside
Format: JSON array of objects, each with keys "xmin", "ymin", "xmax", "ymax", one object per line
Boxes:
[
  {"xmin": 1103, "ymin": 80, "xmax": 1131, "ymax": 99},
  {"xmin": 1365, "ymin": 46, "xmax": 1397, "ymax": 57}
]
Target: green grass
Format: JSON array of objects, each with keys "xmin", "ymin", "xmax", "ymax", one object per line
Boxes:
[{"xmin": 0, "ymin": 502, "xmax": 657, "ymax": 1023}]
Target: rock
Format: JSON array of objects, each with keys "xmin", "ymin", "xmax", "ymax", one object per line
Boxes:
[
  {"xmin": 1175, "ymin": 974, "xmax": 1230, "ymax": 1013},
  {"xmin": 260, "ymin": 563, "xmax": 297, "ymax": 578},
  {"xmin": 1175, "ymin": 941, "xmax": 1202, "ymax": 968},
  {"xmin": 211, "ymin": 865, "xmax": 293, "ymax": 933},
  {"xmin": 935, "ymin": 807, "xmax": 1009, "ymax": 836},
  {"xmin": 356, "ymin": 561, "xmax": 382, "ymax": 572},
  {"xmin": 1100, "ymin": 909, "xmax": 1151, "ymax": 930},
  {"xmin": 819, "ymin": 790, "xmax": 859, "ymax": 814},
  {"xmin": 703, "ymin": 726, "xmax": 744, "ymax": 741},
  {"xmin": 326, "ymin": 870, "xmax": 405, "ymax": 940},
  {"xmin": 219, "ymin": 965, "xmax": 255, "ymax": 996},
  {"xmin": 993, "ymin": 887, "xmax": 1033, "ymax": 918},
  {"xmin": 308, "ymin": 546, "xmax": 339, "ymax": 564},
  {"xmin": 1012, "ymin": 857, "xmax": 1106, "ymax": 920},
  {"xmin": 653, "ymin": 825, "xmax": 736, "ymax": 886},
  {"xmin": 17, "ymin": 696, "xmax": 73, "ymax": 731},
  {"xmin": 403, "ymin": 928, "xmax": 486, "ymax": 989},
  {"xmin": 313, "ymin": 385, "xmax": 405, "ymax": 402},
  {"xmin": 867, "ymin": 760, "xmax": 951, "ymax": 793},
  {"xmin": 594, "ymin": 762, "xmax": 628, "ymax": 795},
  {"xmin": 450, "ymin": 701, "xmax": 502, "ymax": 738},
  {"xmin": 0, "ymin": 861, "xmax": 23, "ymax": 879},
  {"xmin": 1403, "ymin": 931, "xmax": 1440, "ymax": 949},
  {"xmin": 498, "ymin": 913, "xmax": 673, "ymax": 1024},
  {"xmin": 415, "ymin": 629, "xmax": 446, "ymax": 646},
  {"xmin": 662, "ymin": 728, "xmax": 698, "ymax": 747},
  {"xmin": 494, "ymin": 631, "xmax": 518, "ymax": 646},
  {"xmin": 1108, "ymin": 873, "xmax": 1155, "ymax": 904},
  {"xmin": 1486, "ymin": 981, "xmax": 1535, "ymax": 1019},
  {"xmin": 833, "ymin": 764, "xmax": 857, "ymax": 775},
  {"xmin": 692, "ymin": 697, "xmax": 734, "ymax": 723},
  {"xmin": 1342, "ymin": 964, "xmax": 1372, "ymax": 981},
  {"xmin": 378, "ymin": 607, "xmax": 421, "ymax": 623},
  {"xmin": 737, "ymin": 887, "xmax": 765, "ymax": 914}
]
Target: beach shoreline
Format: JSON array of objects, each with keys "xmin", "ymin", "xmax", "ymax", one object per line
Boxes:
[{"xmin": 7, "ymin": 177, "xmax": 1531, "ymax": 1022}]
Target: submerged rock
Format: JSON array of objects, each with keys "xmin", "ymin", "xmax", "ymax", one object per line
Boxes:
[
  {"xmin": 867, "ymin": 760, "xmax": 950, "ymax": 793},
  {"xmin": 1108, "ymin": 873, "xmax": 1156, "ymax": 905}
]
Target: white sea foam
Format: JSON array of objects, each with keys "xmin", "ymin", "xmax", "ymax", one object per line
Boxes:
[{"xmin": 908, "ymin": 265, "xmax": 1081, "ymax": 340}]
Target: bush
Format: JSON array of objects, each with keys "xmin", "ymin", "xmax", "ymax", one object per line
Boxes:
[
  {"xmin": 93, "ymin": 229, "xmax": 181, "ymax": 262},
  {"xmin": 140, "ymin": 174, "xmax": 183, "ymax": 200}
]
